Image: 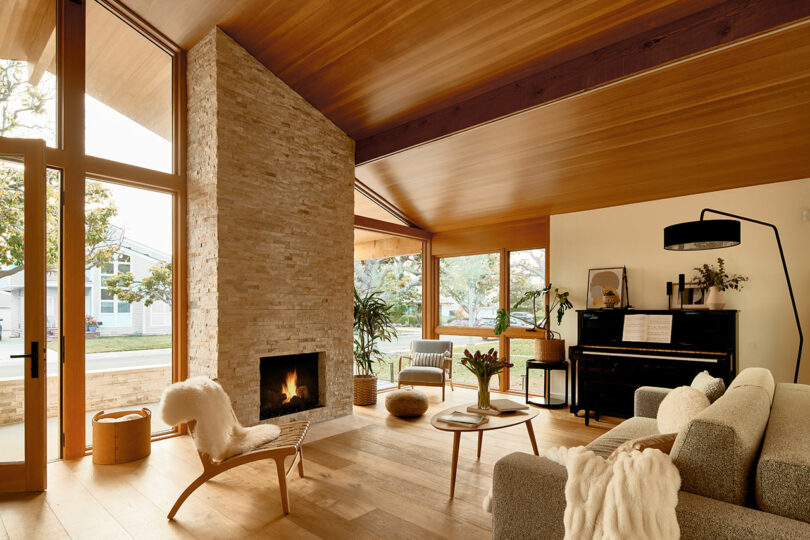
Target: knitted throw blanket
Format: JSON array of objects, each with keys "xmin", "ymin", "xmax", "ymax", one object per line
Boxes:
[{"xmin": 484, "ymin": 446, "xmax": 681, "ymax": 539}]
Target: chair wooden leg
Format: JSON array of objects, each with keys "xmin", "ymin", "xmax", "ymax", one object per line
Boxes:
[
  {"xmin": 442, "ymin": 384, "xmax": 446, "ymax": 401},
  {"xmin": 450, "ymin": 378, "xmax": 454, "ymax": 391},
  {"xmin": 297, "ymin": 448, "xmax": 305, "ymax": 477},
  {"xmin": 167, "ymin": 473, "xmax": 209, "ymax": 520},
  {"xmin": 275, "ymin": 457, "xmax": 290, "ymax": 515},
  {"xmin": 398, "ymin": 382, "xmax": 401, "ymax": 389}
]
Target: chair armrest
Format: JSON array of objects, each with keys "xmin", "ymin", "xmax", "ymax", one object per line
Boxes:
[
  {"xmin": 399, "ymin": 355, "xmax": 411, "ymax": 372},
  {"xmin": 492, "ymin": 452, "xmax": 566, "ymax": 540},
  {"xmin": 634, "ymin": 386, "xmax": 672, "ymax": 418}
]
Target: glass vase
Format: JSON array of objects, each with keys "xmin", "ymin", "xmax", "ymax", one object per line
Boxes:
[{"xmin": 477, "ymin": 375, "xmax": 492, "ymax": 409}]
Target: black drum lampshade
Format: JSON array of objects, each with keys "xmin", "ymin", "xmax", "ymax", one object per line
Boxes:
[{"xmin": 663, "ymin": 219, "xmax": 740, "ymax": 251}]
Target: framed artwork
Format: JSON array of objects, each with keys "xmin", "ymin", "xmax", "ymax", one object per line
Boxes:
[
  {"xmin": 586, "ymin": 267, "xmax": 626, "ymax": 309},
  {"xmin": 670, "ymin": 280, "xmax": 706, "ymax": 309}
]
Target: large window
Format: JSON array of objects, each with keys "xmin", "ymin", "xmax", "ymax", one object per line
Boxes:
[
  {"xmin": 354, "ymin": 253, "xmax": 422, "ymax": 388},
  {"xmin": 439, "ymin": 334, "xmax": 500, "ymax": 388},
  {"xmin": 508, "ymin": 249, "xmax": 546, "ymax": 392},
  {"xmin": 439, "ymin": 253, "xmax": 500, "ymax": 327}
]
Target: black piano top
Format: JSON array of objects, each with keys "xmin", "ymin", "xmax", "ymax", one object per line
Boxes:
[{"xmin": 573, "ymin": 309, "xmax": 737, "ymax": 354}]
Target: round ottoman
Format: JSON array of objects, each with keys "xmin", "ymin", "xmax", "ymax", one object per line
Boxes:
[{"xmin": 385, "ymin": 389, "xmax": 429, "ymax": 417}]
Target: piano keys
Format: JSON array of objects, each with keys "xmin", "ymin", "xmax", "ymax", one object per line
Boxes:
[{"xmin": 568, "ymin": 309, "xmax": 737, "ymax": 424}]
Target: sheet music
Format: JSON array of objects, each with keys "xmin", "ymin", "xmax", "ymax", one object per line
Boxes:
[
  {"xmin": 622, "ymin": 315, "xmax": 648, "ymax": 342},
  {"xmin": 622, "ymin": 314, "xmax": 673, "ymax": 343}
]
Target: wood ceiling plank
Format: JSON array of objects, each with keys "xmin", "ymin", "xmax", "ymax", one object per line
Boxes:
[{"xmin": 355, "ymin": 21, "xmax": 810, "ymax": 231}]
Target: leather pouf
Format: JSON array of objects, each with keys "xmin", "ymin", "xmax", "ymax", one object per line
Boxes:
[{"xmin": 385, "ymin": 389, "xmax": 429, "ymax": 418}]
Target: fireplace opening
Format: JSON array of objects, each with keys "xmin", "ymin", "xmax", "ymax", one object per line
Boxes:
[{"xmin": 260, "ymin": 352, "xmax": 322, "ymax": 419}]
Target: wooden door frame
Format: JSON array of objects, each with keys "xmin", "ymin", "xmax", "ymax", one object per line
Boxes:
[{"xmin": 0, "ymin": 137, "xmax": 48, "ymax": 492}]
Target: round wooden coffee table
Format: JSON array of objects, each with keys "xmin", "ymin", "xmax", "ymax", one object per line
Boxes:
[{"xmin": 430, "ymin": 403, "xmax": 539, "ymax": 498}]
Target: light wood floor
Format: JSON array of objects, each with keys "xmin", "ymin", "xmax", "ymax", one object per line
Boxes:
[{"xmin": 0, "ymin": 386, "xmax": 619, "ymax": 539}]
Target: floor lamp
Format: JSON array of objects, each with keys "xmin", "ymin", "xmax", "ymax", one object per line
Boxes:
[{"xmin": 663, "ymin": 208, "xmax": 803, "ymax": 383}]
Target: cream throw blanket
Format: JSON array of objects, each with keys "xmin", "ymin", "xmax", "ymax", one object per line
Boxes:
[
  {"xmin": 484, "ymin": 446, "xmax": 681, "ymax": 539},
  {"xmin": 160, "ymin": 376, "xmax": 281, "ymax": 462}
]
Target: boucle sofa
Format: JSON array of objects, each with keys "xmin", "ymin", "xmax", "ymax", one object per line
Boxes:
[{"xmin": 491, "ymin": 368, "xmax": 810, "ymax": 539}]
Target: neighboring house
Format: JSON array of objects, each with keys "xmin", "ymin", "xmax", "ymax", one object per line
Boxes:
[
  {"xmin": 0, "ymin": 237, "xmax": 171, "ymax": 338},
  {"xmin": 0, "ymin": 290, "xmax": 10, "ymax": 339}
]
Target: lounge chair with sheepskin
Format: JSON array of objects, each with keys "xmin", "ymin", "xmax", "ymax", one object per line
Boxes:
[{"xmin": 160, "ymin": 377, "xmax": 309, "ymax": 518}]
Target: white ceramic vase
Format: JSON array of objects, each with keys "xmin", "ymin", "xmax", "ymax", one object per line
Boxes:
[{"xmin": 706, "ymin": 286, "xmax": 726, "ymax": 310}]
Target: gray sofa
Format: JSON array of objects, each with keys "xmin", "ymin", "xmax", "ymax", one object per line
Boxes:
[{"xmin": 492, "ymin": 368, "xmax": 810, "ymax": 539}]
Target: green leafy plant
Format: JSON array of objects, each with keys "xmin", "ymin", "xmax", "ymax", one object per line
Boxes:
[
  {"xmin": 460, "ymin": 348, "xmax": 513, "ymax": 380},
  {"xmin": 494, "ymin": 284, "xmax": 573, "ymax": 339},
  {"xmin": 693, "ymin": 258, "xmax": 748, "ymax": 291},
  {"xmin": 353, "ymin": 288, "xmax": 397, "ymax": 377},
  {"xmin": 105, "ymin": 261, "xmax": 172, "ymax": 307}
]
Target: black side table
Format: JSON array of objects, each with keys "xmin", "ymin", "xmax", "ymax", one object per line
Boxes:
[{"xmin": 525, "ymin": 359, "xmax": 569, "ymax": 409}]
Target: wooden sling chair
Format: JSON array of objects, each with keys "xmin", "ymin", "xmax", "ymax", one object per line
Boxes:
[{"xmin": 168, "ymin": 419, "xmax": 310, "ymax": 519}]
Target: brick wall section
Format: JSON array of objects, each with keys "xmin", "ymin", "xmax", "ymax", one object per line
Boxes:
[
  {"xmin": 0, "ymin": 366, "xmax": 171, "ymax": 426},
  {"xmin": 187, "ymin": 28, "xmax": 355, "ymax": 426}
]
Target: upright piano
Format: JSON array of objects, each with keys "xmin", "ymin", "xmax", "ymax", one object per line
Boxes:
[{"xmin": 568, "ymin": 309, "xmax": 737, "ymax": 424}]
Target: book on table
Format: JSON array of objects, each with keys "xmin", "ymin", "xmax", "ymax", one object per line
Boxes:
[
  {"xmin": 437, "ymin": 411, "xmax": 488, "ymax": 426},
  {"xmin": 467, "ymin": 399, "xmax": 530, "ymax": 416}
]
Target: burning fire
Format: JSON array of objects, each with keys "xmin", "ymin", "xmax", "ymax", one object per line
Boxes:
[{"xmin": 281, "ymin": 369, "xmax": 298, "ymax": 404}]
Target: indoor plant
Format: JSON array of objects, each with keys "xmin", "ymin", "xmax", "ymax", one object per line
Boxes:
[
  {"xmin": 602, "ymin": 287, "xmax": 618, "ymax": 308},
  {"xmin": 494, "ymin": 284, "xmax": 573, "ymax": 362},
  {"xmin": 692, "ymin": 258, "xmax": 748, "ymax": 310},
  {"xmin": 353, "ymin": 288, "xmax": 397, "ymax": 405},
  {"xmin": 460, "ymin": 348, "xmax": 512, "ymax": 409}
]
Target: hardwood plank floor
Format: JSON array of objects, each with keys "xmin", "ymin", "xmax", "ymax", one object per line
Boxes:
[{"xmin": 0, "ymin": 386, "xmax": 619, "ymax": 539}]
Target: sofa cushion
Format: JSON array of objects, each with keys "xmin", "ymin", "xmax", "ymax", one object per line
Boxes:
[
  {"xmin": 411, "ymin": 351, "xmax": 446, "ymax": 369},
  {"xmin": 691, "ymin": 370, "xmax": 726, "ymax": 403},
  {"xmin": 398, "ymin": 366, "xmax": 443, "ymax": 384},
  {"xmin": 657, "ymin": 386, "xmax": 710, "ymax": 433},
  {"xmin": 671, "ymin": 368, "xmax": 774, "ymax": 506},
  {"xmin": 609, "ymin": 433, "xmax": 678, "ymax": 460},
  {"xmin": 586, "ymin": 416, "xmax": 658, "ymax": 458},
  {"xmin": 756, "ymin": 383, "xmax": 810, "ymax": 523}
]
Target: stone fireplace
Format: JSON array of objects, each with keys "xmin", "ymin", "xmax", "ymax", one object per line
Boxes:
[{"xmin": 186, "ymin": 27, "xmax": 355, "ymax": 426}]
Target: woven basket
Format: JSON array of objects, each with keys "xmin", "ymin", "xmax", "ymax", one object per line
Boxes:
[
  {"xmin": 603, "ymin": 295, "xmax": 618, "ymax": 308},
  {"xmin": 353, "ymin": 375, "xmax": 378, "ymax": 406},
  {"xmin": 92, "ymin": 408, "xmax": 151, "ymax": 464},
  {"xmin": 534, "ymin": 339, "xmax": 565, "ymax": 363}
]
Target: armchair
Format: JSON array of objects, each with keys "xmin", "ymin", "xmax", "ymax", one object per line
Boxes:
[{"xmin": 398, "ymin": 339, "xmax": 454, "ymax": 400}]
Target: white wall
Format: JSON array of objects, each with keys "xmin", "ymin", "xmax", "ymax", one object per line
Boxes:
[{"xmin": 550, "ymin": 178, "xmax": 810, "ymax": 393}]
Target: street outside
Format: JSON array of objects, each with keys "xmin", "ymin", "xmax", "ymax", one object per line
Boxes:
[{"xmin": 0, "ymin": 337, "xmax": 170, "ymax": 379}]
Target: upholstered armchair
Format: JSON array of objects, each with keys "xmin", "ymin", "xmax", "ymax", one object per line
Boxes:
[{"xmin": 398, "ymin": 339, "xmax": 454, "ymax": 400}]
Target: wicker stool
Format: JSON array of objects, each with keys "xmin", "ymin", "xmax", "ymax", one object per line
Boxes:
[{"xmin": 385, "ymin": 389, "xmax": 429, "ymax": 417}]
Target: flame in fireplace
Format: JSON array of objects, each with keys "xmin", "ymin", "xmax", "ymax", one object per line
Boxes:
[{"xmin": 281, "ymin": 369, "xmax": 298, "ymax": 404}]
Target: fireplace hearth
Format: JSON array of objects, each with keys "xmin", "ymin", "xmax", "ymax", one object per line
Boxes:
[{"xmin": 260, "ymin": 353, "xmax": 322, "ymax": 419}]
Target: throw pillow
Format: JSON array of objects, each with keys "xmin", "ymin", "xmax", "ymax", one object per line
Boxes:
[
  {"xmin": 411, "ymin": 351, "xmax": 445, "ymax": 369},
  {"xmin": 657, "ymin": 386, "xmax": 710, "ymax": 434},
  {"xmin": 609, "ymin": 433, "xmax": 678, "ymax": 460},
  {"xmin": 691, "ymin": 370, "xmax": 726, "ymax": 403}
]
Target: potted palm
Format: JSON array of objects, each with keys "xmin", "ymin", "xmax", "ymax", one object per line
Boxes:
[
  {"xmin": 494, "ymin": 284, "xmax": 573, "ymax": 363},
  {"xmin": 353, "ymin": 288, "xmax": 397, "ymax": 405},
  {"xmin": 692, "ymin": 258, "xmax": 748, "ymax": 310}
]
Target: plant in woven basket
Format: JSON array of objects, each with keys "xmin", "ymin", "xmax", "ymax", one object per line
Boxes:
[
  {"xmin": 353, "ymin": 288, "xmax": 397, "ymax": 377},
  {"xmin": 460, "ymin": 348, "xmax": 513, "ymax": 409}
]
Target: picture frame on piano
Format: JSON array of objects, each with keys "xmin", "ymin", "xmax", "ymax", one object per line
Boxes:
[
  {"xmin": 670, "ymin": 279, "xmax": 707, "ymax": 309},
  {"xmin": 586, "ymin": 267, "xmax": 627, "ymax": 309}
]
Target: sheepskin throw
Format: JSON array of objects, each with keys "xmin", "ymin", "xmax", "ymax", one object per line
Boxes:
[
  {"xmin": 160, "ymin": 377, "xmax": 280, "ymax": 462},
  {"xmin": 657, "ymin": 386, "xmax": 710, "ymax": 434},
  {"xmin": 547, "ymin": 446, "xmax": 681, "ymax": 539}
]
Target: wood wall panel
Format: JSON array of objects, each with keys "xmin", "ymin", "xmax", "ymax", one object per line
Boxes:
[
  {"xmin": 356, "ymin": 21, "xmax": 810, "ymax": 232},
  {"xmin": 431, "ymin": 218, "xmax": 549, "ymax": 258},
  {"xmin": 354, "ymin": 236, "xmax": 423, "ymax": 261}
]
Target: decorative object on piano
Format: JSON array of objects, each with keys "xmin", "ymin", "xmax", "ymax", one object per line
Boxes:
[
  {"xmin": 493, "ymin": 284, "xmax": 573, "ymax": 363},
  {"xmin": 669, "ymin": 278, "xmax": 705, "ymax": 309},
  {"xmin": 602, "ymin": 287, "xmax": 618, "ymax": 308},
  {"xmin": 665, "ymin": 208, "xmax": 802, "ymax": 384},
  {"xmin": 353, "ymin": 288, "xmax": 397, "ymax": 405},
  {"xmin": 691, "ymin": 258, "xmax": 748, "ymax": 310},
  {"xmin": 459, "ymin": 348, "xmax": 512, "ymax": 410},
  {"xmin": 586, "ymin": 267, "xmax": 629, "ymax": 309}
]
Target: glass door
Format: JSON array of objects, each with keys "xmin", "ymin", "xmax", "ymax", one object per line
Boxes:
[{"xmin": 0, "ymin": 137, "xmax": 47, "ymax": 492}]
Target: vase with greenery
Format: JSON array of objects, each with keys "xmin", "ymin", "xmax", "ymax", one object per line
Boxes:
[
  {"xmin": 494, "ymin": 284, "xmax": 573, "ymax": 362},
  {"xmin": 460, "ymin": 348, "xmax": 512, "ymax": 409},
  {"xmin": 353, "ymin": 288, "xmax": 397, "ymax": 405},
  {"xmin": 692, "ymin": 258, "xmax": 748, "ymax": 310}
]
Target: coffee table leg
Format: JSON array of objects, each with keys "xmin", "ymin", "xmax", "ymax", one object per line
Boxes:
[
  {"xmin": 477, "ymin": 431, "xmax": 483, "ymax": 459},
  {"xmin": 450, "ymin": 431, "xmax": 461, "ymax": 498},
  {"xmin": 525, "ymin": 420, "xmax": 539, "ymax": 456}
]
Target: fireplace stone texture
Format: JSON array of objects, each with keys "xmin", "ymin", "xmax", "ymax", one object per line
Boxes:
[{"xmin": 187, "ymin": 27, "xmax": 354, "ymax": 425}]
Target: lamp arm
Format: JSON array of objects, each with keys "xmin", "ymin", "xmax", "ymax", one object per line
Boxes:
[{"xmin": 700, "ymin": 208, "xmax": 803, "ymax": 383}]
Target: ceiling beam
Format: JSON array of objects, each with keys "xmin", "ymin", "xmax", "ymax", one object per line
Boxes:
[
  {"xmin": 355, "ymin": 0, "xmax": 810, "ymax": 165},
  {"xmin": 355, "ymin": 178, "xmax": 423, "ymax": 228},
  {"xmin": 354, "ymin": 215, "xmax": 432, "ymax": 240}
]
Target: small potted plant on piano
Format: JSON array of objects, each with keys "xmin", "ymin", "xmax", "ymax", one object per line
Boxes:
[
  {"xmin": 493, "ymin": 284, "xmax": 573, "ymax": 363},
  {"xmin": 601, "ymin": 287, "xmax": 618, "ymax": 308},
  {"xmin": 693, "ymin": 257, "xmax": 748, "ymax": 310}
]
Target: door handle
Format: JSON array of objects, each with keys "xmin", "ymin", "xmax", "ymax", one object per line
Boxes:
[{"xmin": 10, "ymin": 341, "xmax": 39, "ymax": 378}]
